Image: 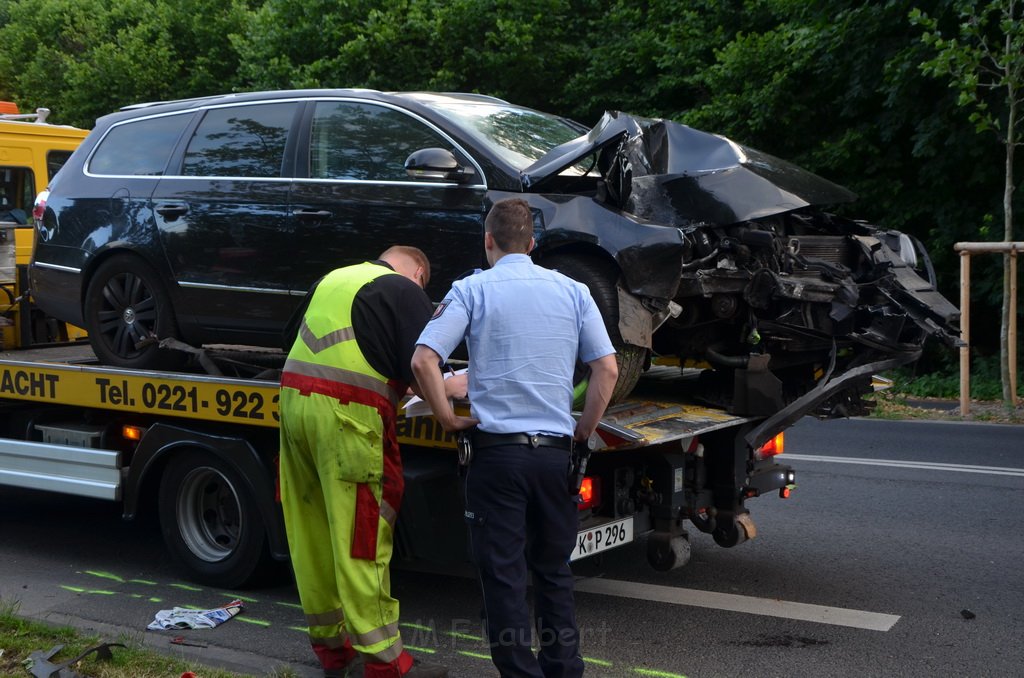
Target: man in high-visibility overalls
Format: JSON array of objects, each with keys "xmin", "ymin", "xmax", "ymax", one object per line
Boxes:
[{"xmin": 279, "ymin": 246, "xmax": 465, "ymax": 678}]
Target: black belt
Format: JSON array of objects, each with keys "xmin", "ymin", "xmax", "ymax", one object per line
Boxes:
[{"xmin": 472, "ymin": 431, "xmax": 573, "ymax": 451}]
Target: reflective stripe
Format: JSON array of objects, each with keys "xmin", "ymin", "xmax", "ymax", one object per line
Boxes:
[
  {"xmin": 284, "ymin": 358, "xmax": 400, "ymax": 405},
  {"xmin": 306, "ymin": 608, "xmax": 346, "ymax": 627},
  {"xmin": 368, "ymin": 637, "xmax": 404, "ymax": 664},
  {"xmin": 354, "ymin": 620, "xmax": 401, "ymax": 648},
  {"xmin": 300, "ymin": 319, "xmax": 356, "ymax": 354},
  {"xmin": 310, "ymin": 633, "xmax": 352, "ymax": 649},
  {"xmin": 380, "ymin": 500, "xmax": 397, "ymax": 527}
]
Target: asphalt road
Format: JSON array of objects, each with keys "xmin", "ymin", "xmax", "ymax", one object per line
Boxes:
[{"xmin": 1, "ymin": 416, "xmax": 1022, "ymax": 678}]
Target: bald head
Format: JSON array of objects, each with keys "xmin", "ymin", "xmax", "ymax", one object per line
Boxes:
[{"xmin": 379, "ymin": 245, "xmax": 430, "ymax": 289}]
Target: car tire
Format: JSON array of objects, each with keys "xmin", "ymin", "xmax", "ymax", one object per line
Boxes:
[
  {"xmin": 541, "ymin": 253, "xmax": 647, "ymax": 403},
  {"xmin": 84, "ymin": 256, "xmax": 183, "ymax": 369},
  {"xmin": 158, "ymin": 450, "xmax": 278, "ymax": 588}
]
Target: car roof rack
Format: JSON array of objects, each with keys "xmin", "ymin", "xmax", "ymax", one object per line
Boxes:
[
  {"xmin": 0, "ymin": 104, "xmax": 52, "ymax": 124},
  {"xmin": 119, "ymin": 93, "xmax": 236, "ymax": 111}
]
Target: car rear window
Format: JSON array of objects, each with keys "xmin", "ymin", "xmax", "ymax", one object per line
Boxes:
[
  {"xmin": 182, "ymin": 102, "xmax": 297, "ymax": 178},
  {"xmin": 89, "ymin": 113, "xmax": 192, "ymax": 176}
]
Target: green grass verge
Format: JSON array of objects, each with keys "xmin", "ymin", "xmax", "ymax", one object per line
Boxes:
[{"xmin": 0, "ymin": 599, "xmax": 291, "ymax": 678}]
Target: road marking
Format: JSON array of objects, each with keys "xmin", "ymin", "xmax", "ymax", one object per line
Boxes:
[
  {"xmin": 785, "ymin": 454, "xmax": 1024, "ymax": 477},
  {"xmin": 573, "ymin": 578, "xmax": 900, "ymax": 631}
]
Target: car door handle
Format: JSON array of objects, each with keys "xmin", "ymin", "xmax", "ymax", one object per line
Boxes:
[
  {"xmin": 293, "ymin": 208, "xmax": 333, "ymax": 219},
  {"xmin": 156, "ymin": 203, "xmax": 189, "ymax": 219}
]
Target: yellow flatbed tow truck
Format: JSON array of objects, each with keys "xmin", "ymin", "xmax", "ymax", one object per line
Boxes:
[{"xmin": 0, "ymin": 342, "xmax": 796, "ymax": 588}]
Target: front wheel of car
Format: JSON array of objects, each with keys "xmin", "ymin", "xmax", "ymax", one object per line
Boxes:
[
  {"xmin": 541, "ymin": 253, "xmax": 647, "ymax": 403},
  {"xmin": 84, "ymin": 256, "xmax": 182, "ymax": 370}
]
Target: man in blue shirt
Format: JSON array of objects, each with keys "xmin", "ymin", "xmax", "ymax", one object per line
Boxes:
[{"xmin": 411, "ymin": 197, "xmax": 618, "ymax": 677}]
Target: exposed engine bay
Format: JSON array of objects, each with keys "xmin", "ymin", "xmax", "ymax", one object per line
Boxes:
[{"xmin": 528, "ymin": 111, "xmax": 961, "ymax": 433}]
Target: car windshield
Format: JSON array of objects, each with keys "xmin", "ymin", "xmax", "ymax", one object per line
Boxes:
[{"xmin": 422, "ymin": 99, "xmax": 587, "ymax": 172}]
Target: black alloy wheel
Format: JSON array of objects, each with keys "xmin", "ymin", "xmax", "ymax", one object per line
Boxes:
[{"xmin": 84, "ymin": 256, "xmax": 182, "ymax": 369}]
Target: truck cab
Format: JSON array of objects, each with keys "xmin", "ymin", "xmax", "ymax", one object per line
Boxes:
[{"xmin": 0, "ymin": 102, "xmax": 88, "ymax": 348}]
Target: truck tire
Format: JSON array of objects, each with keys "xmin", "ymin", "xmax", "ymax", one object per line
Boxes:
[
  {"xmin": 541, "ymin": 253, "xmax": 647, "ymax": 403},
  {"xmin": 646, "ymin": 532, "xmax": 692, "ymax": 571},
  {"xmin": 158, "ymin": 450, "xmax": 276, "ymax": 588},
  {"xmin": 84, "ymin": 256, "xmax": 183, "ymax": 370}
]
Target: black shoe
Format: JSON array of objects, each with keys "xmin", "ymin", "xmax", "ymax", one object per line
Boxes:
[
  {"xmin": 403, "ymin": 658, "xmax": 449, "ymax": 677},
  {"xmin": 324, "ymin": 655, "xmax": 364, "ymax": 678}
]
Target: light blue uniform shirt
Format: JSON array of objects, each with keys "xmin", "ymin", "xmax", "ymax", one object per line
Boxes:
[{"xmin": 416, "ymin": 253, "xmax": 615, "ymax": 437}]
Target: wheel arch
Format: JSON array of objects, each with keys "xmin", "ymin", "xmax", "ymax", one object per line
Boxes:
[
  {"xmin": 122, "ymin": 422, "xmax": 289, "ymax": 562},
  {"xmin": 532, "ymin": 240, "xmax": 618, "ymax": 273},
  {"xmin": 78, "ymin": 246, "xmax": 175, "ymax": 315}
]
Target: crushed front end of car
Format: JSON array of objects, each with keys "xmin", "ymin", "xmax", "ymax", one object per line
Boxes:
[{"xmin": 525, "ymin": 112, "xmax": 961, "ymax": 434}]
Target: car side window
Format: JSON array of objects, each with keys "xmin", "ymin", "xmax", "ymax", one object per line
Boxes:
[
  {"xmin": 46, "ymin": 151, "xmax": 74, "ymax": 182},
  {"xmin": 182, "ymin": 103, "xmax": 297, "ymax": 178},
  {"xmin": 310, "ymin": 101, "xmax": 451, "ymax": 181},
  {"xmin": 89, "ymin": 114, "xmax": 192, "ymax": 176},
  {"xmin": 0, "ymin": 166, "xmax": 32, "ymax": 223}
]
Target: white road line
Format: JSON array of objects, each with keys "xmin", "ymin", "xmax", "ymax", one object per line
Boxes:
[
  {"xmin": 573, "ymin": 578, "xmax": 900, "ymax": 631},
  {"xmin": 785, "ymin": 454, "xmax": 1024, "ymax": 477}
]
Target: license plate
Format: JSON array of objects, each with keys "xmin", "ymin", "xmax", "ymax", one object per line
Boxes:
[{"xmin": 571, "ymin": 516, "xmax": 633, "ymax": 561}]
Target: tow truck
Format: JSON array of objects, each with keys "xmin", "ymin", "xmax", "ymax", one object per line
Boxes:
[
  {"xmin": 2, "ymin": 210, "xmax": 801, "ymax": 588},
  {"xmin": 0, "ymin": 99, "xmax": 803, "ymax": 586},
  {"xmin": 1, "ymin": 102, "xmax": 88, "ymax": 349},
  {"xmin": 0, "ymin": 341, "xmax": 796, "ymax": 588}
]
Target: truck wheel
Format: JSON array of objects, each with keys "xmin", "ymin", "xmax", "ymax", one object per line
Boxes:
[
  {"xmin": 84, "ymin": 256, "xmax": 182, "ymax": 370},
  {"xmin": 646, "ymin": 532, "xmax": 691, "ymax": 571},
  {"xmin": 712, "ymin": 513, "xmax": 757, "ymax": 548},
  {"xmin": 158, "ymin": 450, "xmax": 275, "ymax": 588},
  {"xmin": 541, "ymin": 254, "xmax": 647, "ymax": 403}
]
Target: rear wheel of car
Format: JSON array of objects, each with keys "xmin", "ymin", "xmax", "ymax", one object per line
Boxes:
[
  {"xmin": 84, "ymin": 256, "xmax": 182, "ymax": 369},
  {"xmin": 541, "ymin": 253, "xmax": 647, "ymax": 403}
]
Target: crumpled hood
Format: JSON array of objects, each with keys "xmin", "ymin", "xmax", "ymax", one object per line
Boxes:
[{"xmin": 522, "ymin": 111, "xmax": 857, "ymax": 225}]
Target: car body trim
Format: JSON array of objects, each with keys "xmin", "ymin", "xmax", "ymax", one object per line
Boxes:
[
  {"xmin": 289, "ymin": 177, "xmax": 487, "ymax": 190},
  {"xmin": 31, "ymin": 261, "xmax": 81, "ymax": 274},
  {"xmin": 177, "ymin": 281, "xmax": 301, "ymax": 296}
]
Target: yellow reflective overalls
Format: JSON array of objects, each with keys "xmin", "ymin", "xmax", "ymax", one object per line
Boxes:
[{"xmin": 279, "ymin": 262, "xmax": 414, "ymax": 677}]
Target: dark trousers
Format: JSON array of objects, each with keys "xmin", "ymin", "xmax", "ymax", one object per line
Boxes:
[{"xmin": 464, "ymin": 443, "xmax": 584, "ymax": 678}]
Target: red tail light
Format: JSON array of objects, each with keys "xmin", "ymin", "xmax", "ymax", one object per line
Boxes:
[
  {"xmin": 32, "ymin": 190, "xmax": 49, "ymax": 223},
  {"xmin": 756, "ymin": 432, "xmax": 784, "ymax": 459},
  {"xmin": 577, "ymin": 476, "xmax": 601, "ymax": 511}
]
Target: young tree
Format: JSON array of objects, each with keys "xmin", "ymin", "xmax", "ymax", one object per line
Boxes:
[{"xmin": 911, "ymin": 0, "xmax": 1024, "ymax": 407}]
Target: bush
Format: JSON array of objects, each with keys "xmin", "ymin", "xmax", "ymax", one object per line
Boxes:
[{"xmin": 889, "ymin": 352, "xmax": 1020, "ymax": 401}]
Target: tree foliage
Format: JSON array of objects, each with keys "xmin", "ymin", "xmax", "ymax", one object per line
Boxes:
[
  {"xmin": 0, "ymin": 0, "xmax": 1019, "ymax": 358},
  {"xmin": 911, "ymin": 0, "xmax": 1023, "ymax": 405},
  {"xmin": 0, "ymin": 0, "xmax": 253, "ymax": 128}
]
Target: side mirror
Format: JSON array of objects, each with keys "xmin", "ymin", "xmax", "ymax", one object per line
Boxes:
[{"xmin": 404, "ymin": 148, "xmax": 473, "ymax": 183}]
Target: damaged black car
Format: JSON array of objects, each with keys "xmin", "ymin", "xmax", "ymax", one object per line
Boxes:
[{"xmin": 30, "ymin": 90, "xmax": 959, "ymax": 425}]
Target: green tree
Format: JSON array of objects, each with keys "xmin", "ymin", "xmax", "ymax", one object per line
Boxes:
[
  {"xmin": 634, "ymin": 1, "xmax": 1006, "ymax": 341},
  {"xmin": 233, "ymin": 0, "xmax": 595, "ymax": 116},
  {"xmin": 911, "ymin": 0, "xmax": 1024, "ymax": 407},
  {"xmin": 0, "ymin": 0, "xmax": 252, "ymax": 128}
]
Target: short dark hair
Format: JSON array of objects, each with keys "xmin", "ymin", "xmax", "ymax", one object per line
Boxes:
[{"xmin": 485, "ymin": 198, "xmax": 533, "ymax": 253}]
